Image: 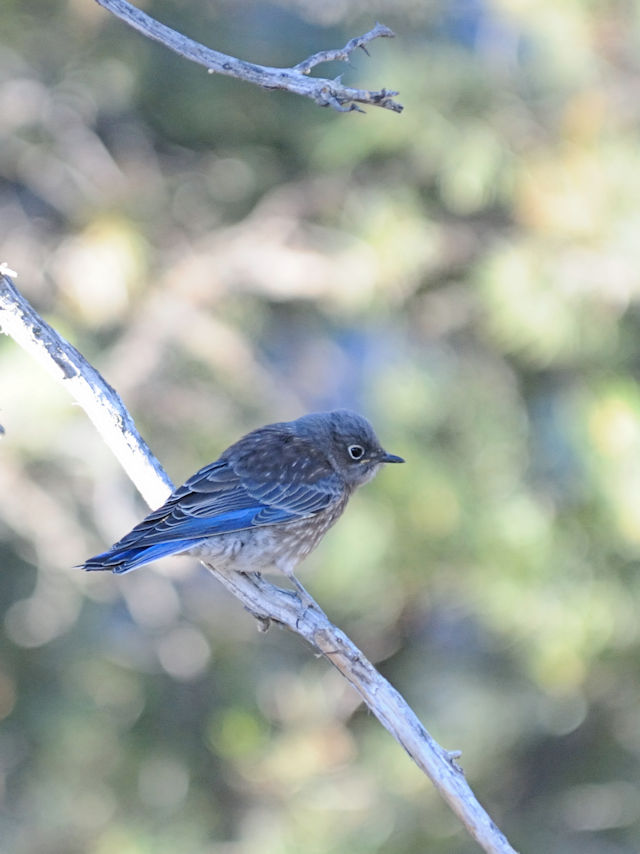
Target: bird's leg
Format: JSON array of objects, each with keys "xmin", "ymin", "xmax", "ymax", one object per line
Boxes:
[
  {"xmin": 277, "ymin": 565, "xmax": 319, "ymax": 611},
  {"xmin": 272, "ymin": 557, "xmax": 321, "ymax": 611},
  {"xmin": 291, "ymin": 574, "xmax": 319, "ymax": 610}
]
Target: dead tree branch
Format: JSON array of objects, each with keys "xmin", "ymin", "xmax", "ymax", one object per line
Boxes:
[
  {"xmin": 93, "ymin": 0, "xmax": 403, "ymax": 113},
  {"xmin": 0, "ymin": 269, "xmax": 172, "ymax": 508},
  {"xmin": 0, "ymin": 270, "xmax": 517, "ymax": 854}
]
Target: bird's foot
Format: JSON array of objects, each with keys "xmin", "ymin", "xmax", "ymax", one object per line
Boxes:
[{"xmin": 290, "ymin": 575, "xmax": 320, "ymax": 612}]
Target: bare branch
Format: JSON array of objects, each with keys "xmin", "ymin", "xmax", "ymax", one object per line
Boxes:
[
  {"xmin": 93, "ymin": 0, "xmax": 403, "ymax": 114},
  {"xmin": 0, "ymin": 272, "xmax": 517, "ymax": 854},
  {"xmin": 292, "ymin": 22, "xmax": 395, "ymax": 74},
  {"xmin": 203, "ymin": 566, "xmax": 520, "ymax": 854},
  {"xmin": 0, "ymin": 272, "xmax": 173, "ymax": 509}
]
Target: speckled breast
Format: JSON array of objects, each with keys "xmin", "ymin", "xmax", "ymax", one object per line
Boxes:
[{"xmin": 188, "ymin": 496, "xmax": 349, "ymax": 573}]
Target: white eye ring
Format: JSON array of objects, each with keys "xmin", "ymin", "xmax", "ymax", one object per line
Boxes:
[{"xmin": 348, "ymin": 444, "xmax": 365, "ymax": 460}]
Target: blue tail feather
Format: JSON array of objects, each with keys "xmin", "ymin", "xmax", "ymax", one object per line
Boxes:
[{"xmin": 82, "ymin": 539, "xmax": 195, "ymax": 574}]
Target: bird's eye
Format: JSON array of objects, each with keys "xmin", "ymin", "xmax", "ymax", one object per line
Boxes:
[{"xmin": 348, "ymin": 444, "xmax": 365, "ymax": 461}]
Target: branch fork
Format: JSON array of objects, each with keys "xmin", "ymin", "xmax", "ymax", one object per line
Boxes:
[{"xmin": 94, "ymin": 0, "xmax": 403, "ymax": 113}]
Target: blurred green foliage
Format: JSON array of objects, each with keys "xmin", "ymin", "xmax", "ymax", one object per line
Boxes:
[{"xmin": 3, "ymin": 0, "xmax": 640, "ymax": 851}]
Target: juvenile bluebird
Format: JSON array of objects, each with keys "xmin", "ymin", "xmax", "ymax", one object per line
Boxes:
[{"xmin": 81, "ymin": 410, "xmax": 404, "ymax": 600}]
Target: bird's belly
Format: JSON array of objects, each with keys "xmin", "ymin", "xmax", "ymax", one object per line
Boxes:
[
  {"xmin": 188, "ymin": 527, "xmax": 274, "ymax": 571},
  {"xmin": 186, "ymin": 508, "xmax": 344, "ymax": 574}
]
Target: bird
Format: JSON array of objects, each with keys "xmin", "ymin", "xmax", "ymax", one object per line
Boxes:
[{"xmin": 81, "ymin": 410, "xmax": 404, "ymax": 602}]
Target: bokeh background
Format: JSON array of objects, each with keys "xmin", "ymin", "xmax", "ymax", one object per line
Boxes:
[{"xmin": 2, "ymin": 1, "xmax": 640, "ymax": 852}]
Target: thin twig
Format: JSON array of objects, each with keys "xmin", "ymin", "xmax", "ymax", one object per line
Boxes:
[
  {"xmin": 292, "ymin": 22, "xmax": 395, "ymax": 74},
  {"xmin": 0, "ymin": 271, "xmax": 517, "ymax": 854},
  {"xmin": 93, "ymin": 0, "xmax": 403, "ymax": 113}
]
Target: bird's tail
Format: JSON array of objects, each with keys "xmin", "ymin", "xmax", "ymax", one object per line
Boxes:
[{"xmin": 80, "ymin": 539, "xmax": 194, "ymax": 575}]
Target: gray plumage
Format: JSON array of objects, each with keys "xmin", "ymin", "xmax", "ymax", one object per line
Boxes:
[{"xmin": 81, "ymin": 410, "xmax": 404, "ymax": 592}]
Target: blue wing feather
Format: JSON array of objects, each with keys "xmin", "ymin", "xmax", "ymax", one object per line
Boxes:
[{"xmin": 81, "ymin": 445, "xmax": 341, "ymax": 574}]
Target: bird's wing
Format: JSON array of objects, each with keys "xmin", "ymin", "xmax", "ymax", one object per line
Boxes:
[{"xmin": 108, "ymin": 452, "xmax": 341, "ymax": 551}]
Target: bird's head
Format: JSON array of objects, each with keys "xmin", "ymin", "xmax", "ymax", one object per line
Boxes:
[{"xmin": 294, "ymin": 409, "xmax": 404, "ymax": 489}]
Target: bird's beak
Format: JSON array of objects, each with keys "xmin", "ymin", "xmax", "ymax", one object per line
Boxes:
[{"xmin": 381, "ymin": 451, "xmax": 405, "ymax": 464}]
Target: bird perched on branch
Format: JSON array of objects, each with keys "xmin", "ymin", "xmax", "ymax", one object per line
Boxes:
[{"xmin": 81, "ymin": 410, "xmax": 404, "ymax": 601}]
